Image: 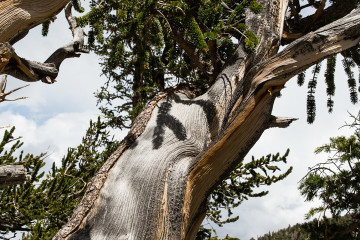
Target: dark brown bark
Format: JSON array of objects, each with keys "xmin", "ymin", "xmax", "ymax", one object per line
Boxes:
[{"xmin": 0, "ymin": 165, "xmax": 26, "ymax": 188}]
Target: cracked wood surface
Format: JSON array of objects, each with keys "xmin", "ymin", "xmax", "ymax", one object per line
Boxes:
[
  {"xmin": 0, "ymin": 0, "xmax": 70, "ymax": 43},
  {"xmin": 55, "ymin": 1, "xmax": 360, "ymax": 240}
]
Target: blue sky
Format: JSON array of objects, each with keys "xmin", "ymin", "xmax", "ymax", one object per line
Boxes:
[{"xmin": 1, "ymin": 6, "xmax": 359, "ymax": 240}]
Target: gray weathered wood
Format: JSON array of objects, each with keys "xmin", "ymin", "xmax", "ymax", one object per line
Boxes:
[
  {"xmin": 0, "ymin": 3, "xmax": 88, "ymax": 84},
  {"xmin": 0, "ymin": 0, "xmax": 70, "ymax": 43},
  {"xmin": 0, "ymin": 165, "xmax": 26, "ymax": 188},
  {"xmin": 47, "ymin": 1, "xmax": 360, "ymax": 240}
]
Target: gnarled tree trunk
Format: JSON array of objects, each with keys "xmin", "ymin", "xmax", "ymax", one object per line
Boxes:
[
  {"xmin": 49, "ymin": 1, "xmax": 360, "ymax": 239},
  {"xmin": 2, "ymin": 0, "xmax": 360, "ymax": 238}
]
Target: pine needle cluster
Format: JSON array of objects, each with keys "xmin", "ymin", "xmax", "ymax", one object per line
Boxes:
[
  {"xmin": 68, "ymin": 0, "xmax": 263, "ymax": 128},
  {"xmin": 0, "ymin": 119, "xmax": 119, "ymax": 239}
]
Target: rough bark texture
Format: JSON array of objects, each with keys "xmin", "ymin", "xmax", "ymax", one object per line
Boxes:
[
  {"xmin": 51, "ymin": 1, "xmax": 360, "ymax": 240},
  {"xmin": 0, "ymin": 165, "xmax": 26, "ymax": 188},
  {"xmin": 0, "ymin": 0, "xmax": 70, "ymax": 43}
]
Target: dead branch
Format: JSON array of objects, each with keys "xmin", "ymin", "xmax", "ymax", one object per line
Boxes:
[
  {"xmin": 1, "ymin": 3, "xmax": 89, "ymax": 84},
  {"xmin": 0, "ymin": 75, "xmax": 28, "ymax": 102}
]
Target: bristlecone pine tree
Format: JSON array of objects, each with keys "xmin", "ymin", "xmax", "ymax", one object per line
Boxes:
[{"xmin": 1, "ymin": 0, "xmax": 360, "ymax": 239}]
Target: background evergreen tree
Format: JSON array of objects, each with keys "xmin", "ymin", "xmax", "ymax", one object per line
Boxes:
[
  {"xmin": 0, "ymin": 118, "xmax": 119, "ymax": 239},
  {"xmin": 1, "ymin": 0, "xmax": 360, "ymax": 239},
  {"xmin": 298, "ymin": 110, "xmax": 360, "ymax": 239}
]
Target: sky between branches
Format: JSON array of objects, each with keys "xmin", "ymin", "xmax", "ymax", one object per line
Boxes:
[{"xmin": 0, "ymin": 6, "xmax": 359, "ymax": 240}]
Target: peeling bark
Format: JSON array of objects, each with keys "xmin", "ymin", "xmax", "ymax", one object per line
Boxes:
[{"xmin": 53, "ymin": 1, "xmax": 360, "ymax": 240}]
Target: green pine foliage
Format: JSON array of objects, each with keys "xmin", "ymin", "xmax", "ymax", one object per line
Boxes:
[
  {"xmin": 41, "ymin": 20, "xmax": 51, "ymax": 37},
  {"xmin": 306, "ymin": 62, "xmax": 321, "ymax": 124},
  {"xmin": 342, "ymin": 51, "xmax": 358, "ymax": 104},
  {"xmin": 298, "ymin": 111, "xmax": 360, "ymax": 239},
  {"xmin": 184, "ymin": 15, "xmax": 208, "ymax": 52},
  {"xmin": 324, "ymin": 55, "xmax": 336, "ymax": 113},
  {"xmin": 0, "ymin": 118, "xmax": 119, "ymax": 239},
  {"xmin": 198, "ymin": 150, "xmax": 292, "ymax": 238},
  {"xmin": 71, "ymin": 0, "xmax": 85, "ymax": 13},
  {"xmin": 297, "ymin": 72, "xmax": 305, "ymax": 86},
  {"xmin": 256, "ymin": 215, "xmax": 358, "ymax": 240},
  {"xmin": 73, "ymin": 0, "xmax": 262, "ymax": 129}
]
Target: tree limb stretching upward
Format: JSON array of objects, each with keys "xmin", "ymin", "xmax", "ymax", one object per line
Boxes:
[{"xmin": 52, "ymin": 2, "xmax": 360, "ymax": 240}]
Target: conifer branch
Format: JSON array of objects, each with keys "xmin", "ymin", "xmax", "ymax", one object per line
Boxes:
[
  {"xmin": 208, "ymin": 40, "xmax": 224, "ymax": 82},
  {"xmin": 171, "ymin": 25, "xmax": 212, "ymax": 77}
]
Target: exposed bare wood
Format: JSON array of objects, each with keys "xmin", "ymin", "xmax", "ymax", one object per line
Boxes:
[
  {"xmin": 1, "ymin": 4, "xmax": 88, "ymax": 83},
  {"xmin": 269, "ymin": 116, "xmax": 298, "ymax": 128},
  {"xmin": 53, "ymin": 84, "xmax": 200, "ymax": 240},
  {"xmin": 0, "ymin": 0, "xmax": 71, "ymax": 43},
  {"xmin": 0, "ymin": 165, "xmax": 26, "ymax": 188},
  {"xmin": 53, "ymin": 1, "xmax": 360, "ymax": 240},
  {"xmin": 282, "ymin": 31, "xmax": 304, "ymax": 41}
]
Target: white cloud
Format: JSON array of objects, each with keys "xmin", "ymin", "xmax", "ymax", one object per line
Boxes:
[
  {"xmin": 0, "ymin": 110, "xmax": 99, "ymax": 166},
  {"xmin": 1, "ymin": 5, "xmax": 359, "ymax": 240}
]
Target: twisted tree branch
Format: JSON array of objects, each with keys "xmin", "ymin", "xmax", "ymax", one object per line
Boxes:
[{"xmin": 1, "ymin": 3, "xmax": 88, "ymax": 84}]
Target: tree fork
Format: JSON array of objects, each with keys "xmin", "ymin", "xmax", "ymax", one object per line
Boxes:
[{"xmin": 53, "ymin": 1, "xmax": 360, "ymax": 240}]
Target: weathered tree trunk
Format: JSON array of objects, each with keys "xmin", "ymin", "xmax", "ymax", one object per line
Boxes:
[
  {"xmin": 0, "ymin": 165, "xmax": 26, "ymax": 188},
  {"xmin": 47, "ymin": 1, "xmax": 360, "ymax": 239}
]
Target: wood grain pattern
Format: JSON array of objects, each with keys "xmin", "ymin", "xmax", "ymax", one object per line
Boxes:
[
  {"xmin": 0, "ymin": 0, "xmax": 70, "ymax": 43},
  {"xmin": 54, "ymin": 1, "xmax": 360, "ymax": 239}
]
